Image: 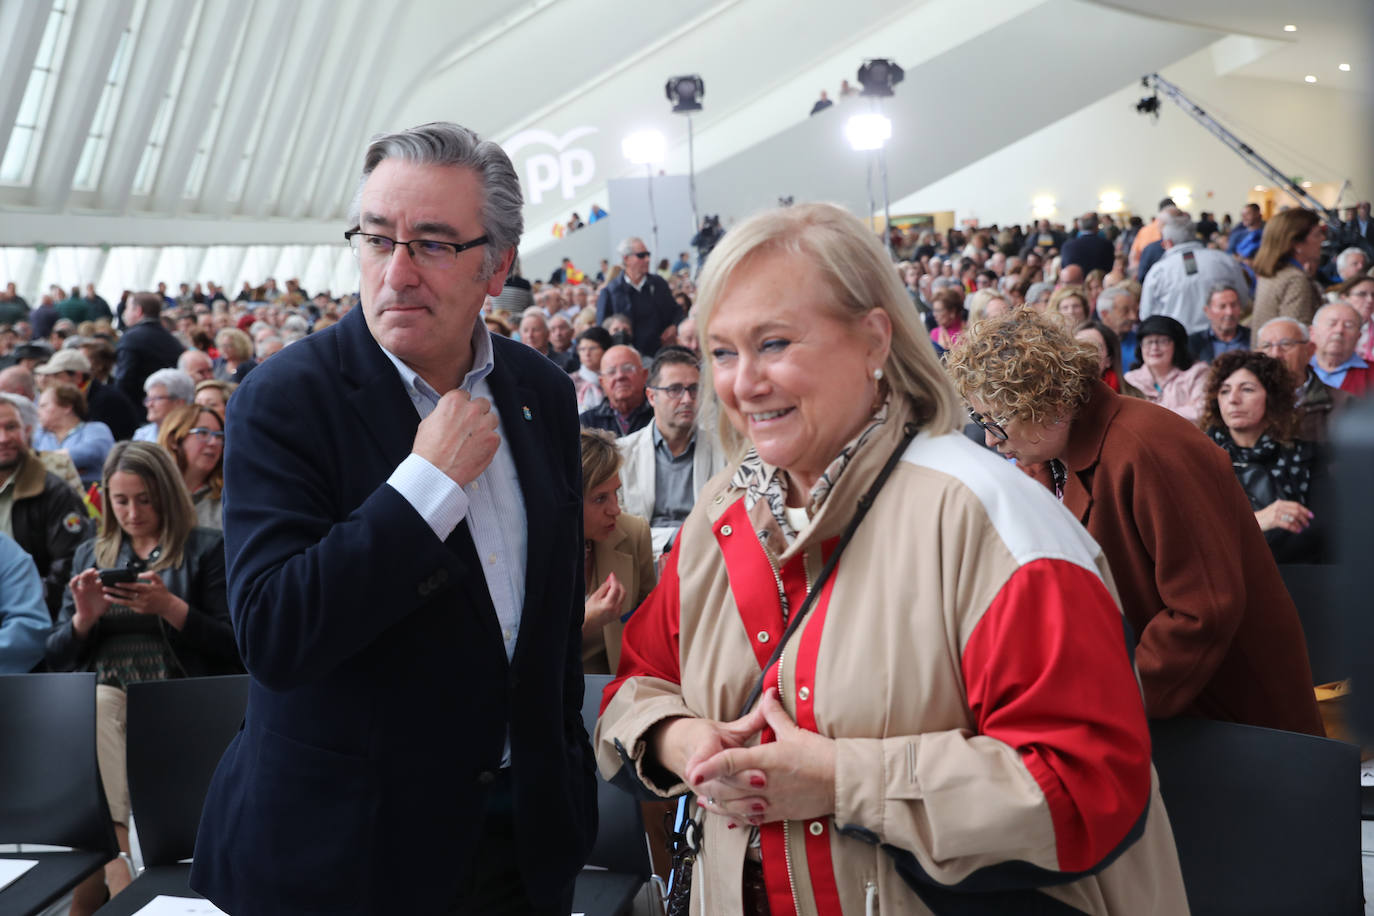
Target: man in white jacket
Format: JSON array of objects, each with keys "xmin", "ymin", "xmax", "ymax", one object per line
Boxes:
[{"xmin": 617, "ymin": 347, "xmax": 724, "ymax": 554}]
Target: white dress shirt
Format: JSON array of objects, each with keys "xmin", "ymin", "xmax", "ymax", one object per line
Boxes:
[{"xmin": 380, "ymin": 321, "xmax": 528, "ymax": 761}]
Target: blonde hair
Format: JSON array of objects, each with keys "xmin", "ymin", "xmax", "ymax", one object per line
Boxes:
[
  {"xmin": 95, "ymin": 441, "xmax": 198, "ymax": 571},
  {"xmin": 215, "ymin": 327, "xmax": 254, "ymax": 362},
  {"xmin": 157, "ymin": 403, "xmax": 225, "ymax": 500},
  {"xmin": 580, "ymin": 428, "xmax": 623, "ymax": 497},
  {"xmin": 946, "ymin": 308, "xmax": 1101, "ymax": 424},
  {"xmin": 694, "ymin": 202, "xmax": 961, "ymax": 460}
]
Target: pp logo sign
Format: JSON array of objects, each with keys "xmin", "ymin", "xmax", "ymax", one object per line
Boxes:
[{"xmin": 503, "ymin": 127, "xmax": 598, "ymax": 205}]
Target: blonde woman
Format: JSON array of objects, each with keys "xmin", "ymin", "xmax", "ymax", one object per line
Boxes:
[
  {"xmin": 157, "ymin": 404, "xmax": 226, "ymax": 529},
  {"xmin": 47, "ymin": 442, "xmax": 240, "ymax": 915},
  {"xmin": 194, "ymin": 378, "xmax": 235, "ymax": 418},
  {"xmin": 213, "ymin": 327, "xmax": 257, "ymax": 383}
]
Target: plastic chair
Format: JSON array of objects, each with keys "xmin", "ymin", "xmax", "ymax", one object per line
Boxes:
[
  {"xmin": 573, "ymin": 674, "xmax": 657, "ymax": 916},
  {"xmin": 0, "ymin": 673, "xmax": 119, "ymax": 916},
  {"xmin": 1150, "ymin": 716, "xmax": 1361, "ymax": 915},
  {"xmin": 1277, "ymin": 564, "xmax": 1347, "ymax": 685},
  {"xmin": 92, "ymin": 675, "xmax": 249, "ymax": 915}
]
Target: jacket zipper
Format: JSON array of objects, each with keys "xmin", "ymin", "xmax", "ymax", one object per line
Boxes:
[
  {"xmin": 865, "ymin": 880, "xmax": 878, "ymax": 916},
  {"xmin": 776, "ymin": 552, "xmax": 815, "ymax": 915}
]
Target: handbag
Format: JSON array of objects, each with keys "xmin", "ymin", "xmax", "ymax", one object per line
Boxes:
[{"xmin": 661, "ymin": 422, "xmax": 919, "ymax": 915}]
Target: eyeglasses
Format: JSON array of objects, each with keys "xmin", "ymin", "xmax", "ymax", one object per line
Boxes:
[
  {"xmin": 143, "ymin": 395, "xmax": 174, "ymax": 406},
  {"xmin": 344, "ymin": 229, "xmax": 489, "ymax": 270},
  {"xmin": 187, "ymin": 427, "xmax": 225, "ymax": 441},
  {"xmin": 1258, "ymin": 339, "xmax": 1303, "ymax": 352},
  {"xmin": 1346, "ymin": 290, "xmax": 1374, "ymax": 299},
  {"xmin": 630, "ymin": 251, "xmax": 651, "ymax": 259},
  {"xmin": 649, "ymin": 383, "xmax": 699, "ymax": 400},
  {"xmin": 600, "ymin": 364, "xmax": 642, "ymax": 378},
  {"xmin": 967, "ymin": 407, "xmax": 1008, "ymax": 441}
]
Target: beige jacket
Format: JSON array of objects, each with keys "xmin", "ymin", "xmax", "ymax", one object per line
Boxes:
[
  {"xmin": 583, "ymin": 512, "xmax": 656, "ymax": 675},
  {"xmin": 596, "ymin": 398, "xmax": 1188, "ymax": 915}
]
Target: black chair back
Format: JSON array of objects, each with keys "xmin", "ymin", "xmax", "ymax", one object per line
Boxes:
[
  {"xmin": 0, "ymin": 673, "xmax": 118, "ymax": 853},
  {"xmin": 1151, "ymin": 717, "xmax": 1361, "ymax": 915},
  {"xmin": 1277, "ymin": 564, "xmax": 1347, "ymax": 684},
  {"xmin": 581, "ymin": 674, "xmax": 650, "ymax": 879},
  {"xmin": 125, "ymin": 675, "xmax": 249, "ymax": 866}
]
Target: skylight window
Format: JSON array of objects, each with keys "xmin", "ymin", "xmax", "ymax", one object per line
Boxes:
[
  {"xmin": 0, "ymin": 0, "xmax": 79, "ymax": 185},
  {"xmin": 73, "ymin": 0, "xmax": 148, "ymax": 191},
  {"xmin": 132, "ymin": 0, "xmax": 205, "ymax": 196}
]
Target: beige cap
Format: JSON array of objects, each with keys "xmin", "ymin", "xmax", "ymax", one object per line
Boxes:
[{"xmin": 34, "ymin": 348, "xmax": 92, "ymax": 376}]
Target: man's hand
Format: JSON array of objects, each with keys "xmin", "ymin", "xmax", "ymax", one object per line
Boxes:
[{"xmin": 412, "ymin": 390, "xmax": 501, "ymax": 487}]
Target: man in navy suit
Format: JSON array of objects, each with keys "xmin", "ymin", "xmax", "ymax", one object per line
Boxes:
[{"xmin": 192, "ymin": 122, "xmax": 596, "ymax": 914}]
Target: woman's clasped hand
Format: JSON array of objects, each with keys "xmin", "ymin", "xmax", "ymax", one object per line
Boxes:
[{"xmin": 654, "ymin": 687, "xmax": 837, "ymax": 827}]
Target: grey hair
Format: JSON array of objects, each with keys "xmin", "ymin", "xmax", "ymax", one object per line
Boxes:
[
  {"xmin": 616, "ymin": 237, "xmax": 645, "ymax": 259},
  {"xmin": 347, "ymin": 122, "xmax": 523, "ymax": 281},
  {"xmin": 0, "ymin": 392, "xmax": 37, "ymax": 442},
  {"xmin": 1206, "ymin": 283, "xmax": 1240, "ymax": 305},
  {"xmin": 1026, "ymin": 281, "xmax": 1053, "ymax": 304},
  {"xmin": 281, "ymin": 314, "xmax": 309, "ymax": 335},
  {"xmin": 1336, "ymin": 247, "xmax": 1368, "ymax": 276},
  {"xmin": 1312, "ymin": 301, "xmax": 1361, "ymax": 328},
  {"xmin": 144, "ymin": 368, "xmax": 195, "ymax": 403},
  {"xmin": 519, "ymin": 306, "xmax": 548, "ymax": 328},
  {"xmin": 1077, "ymin": 213, "xmax": 1099, "ymax": 232},
  {"xmin": 1161, "ymin": 215, "xmax": 1196, "ymax": 246},
  {"xmin": 1096, "ymin": 285, "xmax": 1133, "ymax": 315},
  {"xmin": 1258, "ymin": 316, "xmax": 1309, "ymax": 342}
]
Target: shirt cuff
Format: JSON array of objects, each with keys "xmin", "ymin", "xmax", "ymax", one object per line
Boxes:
[{"xmin": 388, "ymin": 453, "xmax": 468, "ymax": 541}]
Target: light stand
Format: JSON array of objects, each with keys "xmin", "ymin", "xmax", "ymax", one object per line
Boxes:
[{"xmin": 622, "ymin": 130, "xmax": 667, "ymax": 254}]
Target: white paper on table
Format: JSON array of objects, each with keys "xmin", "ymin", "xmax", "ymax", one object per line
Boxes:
[
  {"xmin": 131, "ymin": 896, "xmax": 230, "ymax": 916},
  {"xmin": 0, "ymin": 859, "xmax": 38, "ymax": 892},
  {"xmin": 1360, "ymin": 758, "xmax": 1374, "ymax": 786}
]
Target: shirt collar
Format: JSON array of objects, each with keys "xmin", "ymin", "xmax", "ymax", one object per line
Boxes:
[
  {"xmin": 625, "ymin": 272, "xmax": 647, "ymax": 292},
  {"xmin": 1311, "ymin": 353, "xmax": 1368, "ymax": 373},
  {"xmin": 378, "ymin": 318, "xmax": 495, "ymax": 405},
  {"xmin": 651, "ymin": 421, "xmax": 695, "ymax": 454}
]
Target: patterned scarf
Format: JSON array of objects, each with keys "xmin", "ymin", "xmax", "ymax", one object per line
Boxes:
[
  {"xmin": 730, "ymin": 396, "xmax": 891, "ymax": 546},
  {"xmin": 1207, "ymin": 428, "xmax": 1311, "ymax": 505}
]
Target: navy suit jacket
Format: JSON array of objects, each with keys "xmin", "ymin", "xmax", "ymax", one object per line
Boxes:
[{"xmin": 191, "ymin": 308, "xmax": 596, "ymax": 914}]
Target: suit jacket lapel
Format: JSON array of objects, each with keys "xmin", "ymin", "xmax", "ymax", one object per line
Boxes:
[{"xmin": 336, "ymin": 308, "xmax": 420, "ymax": 470}]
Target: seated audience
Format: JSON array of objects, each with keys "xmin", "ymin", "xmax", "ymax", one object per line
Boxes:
[
  {"xmin": 1199, "ymin": 350, "xmax": 1324, "ymax": 564},
  {"xmin": 518, "ymin": 307, "xmax": 554, "ymax": 360},
  {"xmin": 1257, "ymin": 317, "xmax": 1351, "ymax": 442},
  {"xmin": 134, "ymin": 368, "xmax": 194, "ymax": 442},
  {"xmin": 949, "ymin": 309, "xmax": 1322, "ymax": 735},
  {"xmin": 48, "ymin": 442, "xmax": 240, "ymax": 914},
  {"xmin": 929, "ymin": 287, "xmax": 965, "ymax": 353},
  {"xmin": 579, "ymin": 429, "xmax": 655, "ymax": 676},
  {"xmin": 1124, "ymin": 314, "xmax": 1208, "ymax": 420},
  {"xmin": 1187, "ymin": 284, "xmax": 1250, "ymax": 363},
  {"xmin": 1252, "ymin": 209, "xmax": 1325, "ymax": 328},
  {"xmin": 1048, "ymin": 284, "xmax": 1090, "ymax": 325},
  {"xmin": 601, "ymin": 312, "xmax": 634, "ymax": 348},
  {"xmin": 1074, "ymin": 319, "xmax": 1142, "ymax": 398},
  {"xmin": 34, "ymin": 383, "xmax": 115, "ymax": 486},
  {"xmin": 194, "ymin": 378, "xmax": 235, "ymax": 418},
  {"xmin": 0, "ymin": 392, "xmax": 90, "ymax": 616},
  {"xmin": 0, "ymin": 532, "xmax": 50, "ymax": 672},
  {"xmin": 38, "ymin": 348, "xmax": 140, "ymax": 441},
  {"xmin": 212, "ymin": 328, "xmax": 257, "ymax": 383},
  {"xmin": 572, "ymin": 327, "xmax": 611, "ymax": 412},
  {"xmin": 1339, "ymin": 274, "xmax": 1374, "ymax": 361},
  {"xmin": 675, "ymin": 312, "xmax": 699, "ymax": 355},
  {"xmin": 178, "ymin": 347, "xmax": 215, "ymax": 383},
  {"xmin": 157, "ymin": 404, "xmax": 226, "ymax": 529},
  {"xmin": 548, "ymin": 313, "xmax": 578, "ymax": 372},
  {"xmin": 1308, "ymin": 302, "xmax": 1371, "ymax": 395},
  {"xmin": 579, "ymin": 345, "xmax": 653, "ymax": 435},
  {"xmin": 616, "ymin": 347, "xmax": 725, "ymax": 554}
]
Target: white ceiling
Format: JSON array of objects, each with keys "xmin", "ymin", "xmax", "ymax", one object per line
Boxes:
[{"xmin": 0, "ymin": 0, "xmax": 1368, "ymax": 251}]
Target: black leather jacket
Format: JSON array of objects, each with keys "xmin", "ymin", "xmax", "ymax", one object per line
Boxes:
[
  {"xmin": 46, "ymin": 527, "xmax": 243, "ymax": 677},
  {"xmin": 8, "ymin": 451, "xmax": 91, "ymax": 619}
]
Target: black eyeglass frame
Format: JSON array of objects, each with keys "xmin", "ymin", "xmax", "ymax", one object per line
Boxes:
[
  {"xmin": 344, "ymin": 229, "xmax": 490, "ymax": 260},
  {"xmin": 966, "ymin": 406, "xmax": 1009, "ymax": 441},
  {"xmin": 647, "ymin": 383, "xmax": 700, "ymax": 400}
]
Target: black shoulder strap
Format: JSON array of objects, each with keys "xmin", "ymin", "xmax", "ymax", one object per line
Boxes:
[{"xmin": 737, "ymin": 422, "xmax": 919, "ymax": 718}]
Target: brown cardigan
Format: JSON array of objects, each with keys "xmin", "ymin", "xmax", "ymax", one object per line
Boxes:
[
  {"xmin": 1053, "ymin": 381, "xmax": 1323, "ymax": 735},
  {"xmin": 1252, "ymin": 264, "xmax": 1322, "ymax": 329}
]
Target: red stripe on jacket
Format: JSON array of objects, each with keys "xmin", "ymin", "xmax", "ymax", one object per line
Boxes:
[
  {"xmin": 961, "ymin": 558, "xmax": 1152, "ymax": 873},
  {"xmin": 602, "ymin": 544, "xmax": 683, "ymax": 714}
]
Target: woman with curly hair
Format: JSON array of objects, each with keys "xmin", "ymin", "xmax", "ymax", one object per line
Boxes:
[
  {"xmin": 947, "ymin": 308, "xmax": 1322, "ymax": 736},
  {"xmin": 1199, "ymin": 350, "xmax": 1324, "ymax": 563}
]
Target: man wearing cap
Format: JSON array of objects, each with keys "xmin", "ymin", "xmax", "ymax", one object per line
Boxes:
[
  {"xmin": 0, "ymin": 392, "xmax": 91, "ymax": 619},
  {"xmin": 36, "ymin": 349, "xmax": 141, "ymax": 442}
]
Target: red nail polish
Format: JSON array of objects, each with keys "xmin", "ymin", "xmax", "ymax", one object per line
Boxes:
[
  {"xmin": 751, "ymin": 803, "xmax": 765, "ymax": 813},
  {"xmin": 727, "ymin": 823, "xmax": 737, "ymax": 830},
  {"xmin": 750, "ymin": 775, "xmax": 766, "ymax": 788}
]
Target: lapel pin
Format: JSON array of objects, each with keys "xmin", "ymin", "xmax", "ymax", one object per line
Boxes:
[{"xmin": 522, "ymin": 406, "xmax": 533, "ymax": 421}]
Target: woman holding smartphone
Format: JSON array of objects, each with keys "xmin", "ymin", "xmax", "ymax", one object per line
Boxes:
[{"xmin": 46, "ymin": 441, "xmax": 240, "ymax": 916}]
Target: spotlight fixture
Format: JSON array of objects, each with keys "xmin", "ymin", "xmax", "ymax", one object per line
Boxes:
[
  {"xmin": 1305, "ymin": 74, "xmax": 1317, "ymax": 83},
  {"xmin": 1339, "ymin": 63, "xmax": 1351, "ymax": 72},
  {"xmin": 857, "ymin": 58, "xmax": 904, "ymax": 97},
  {"xmin": 1283, "ymin": 24, "xmax": 1297, "ymax": 32},
  {"xmin": 665, "ymin": 75, "xmax": 704, "ymax": 113},
  {"xmin": 1135, "ymin": 78, "xmax": 1161, "ymax": 118}
]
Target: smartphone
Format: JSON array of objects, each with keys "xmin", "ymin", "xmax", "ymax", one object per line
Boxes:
[{"xmin": 98, "ymin": 568, "xmax": 139, "ymax": 586}]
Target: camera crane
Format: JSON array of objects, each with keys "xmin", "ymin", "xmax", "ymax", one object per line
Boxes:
[{"xmin": 1136, "ymin": 73, "xmax": 1346, "ymax": 234}]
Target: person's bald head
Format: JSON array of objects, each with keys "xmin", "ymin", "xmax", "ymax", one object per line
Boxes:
[
  {"xmin": 598, "ymin": 345, "xmax": 647, "ymax": 413},
  {"xmin": 177, "ymin": 348, "xmax": 214, "ymax": 382},
  {"xmin": 0, "ymin": 366, "xmax": 36, "ymax": 401},
  {"xmin": 1256, "ymin": 317, "xmax": 1313, "ymax": 383},
  {"xmin": 1058, "ymin": 264, "xmax": 1084, "ymax": 287}
]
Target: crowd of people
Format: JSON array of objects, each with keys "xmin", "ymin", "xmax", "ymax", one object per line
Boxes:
[{"xmin": 1, "ymin": 111, "xmax": 1371, "ymax": 913}]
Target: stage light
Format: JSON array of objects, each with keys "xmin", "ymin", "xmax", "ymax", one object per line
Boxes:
[
  {"xmin": 1283, "ymin": 24, "xmax": 1297, "ymax": 32},
  {"xmin": 1305, "ymin": 74, "xmax": 1318, "ymax": 83},
  {"xmin": 845, "ymin": 113, "xmax": 891, "ymax": 151},
  {"xmin": 665, "ymin": 75, "xmax": 704, "ymax": 113},
  {"xmin": 1168, "ymin": 185, "xmax": 1192, "ymax": 208},
  {"xmin": 1032, "ymin": 196, "xmax": 1057, "ymax": 219},
  {"xmin": 1339, "ymin": 63, "xmax": 1351, "ymax": 72},
  {"xmin": 1099, "ymin": 191, "xmax": 1124, "ymax": 214},
  {"xmin": 621, "ymin": 130, "xmax": 666, "ymax": 165},
  {"xmin": 857, "ymin": 59, "xmax": 904, "ymax": 97}
]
